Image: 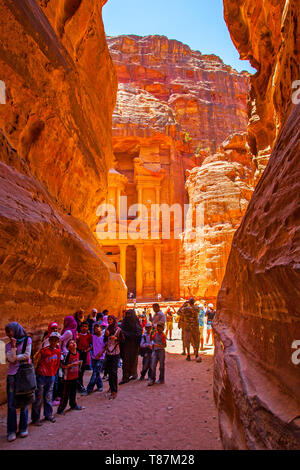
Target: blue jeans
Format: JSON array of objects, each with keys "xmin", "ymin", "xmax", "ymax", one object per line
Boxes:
[
  {"xmin": 7, "ymin": 375, "xmax": 29, "ymax": 435},
  {"xmin": 150, "ymin": 349, "xmax": 165, "ymax": 382},
  {"xmin": 31, "ymin": 375, "xmax": 55, "ymax": 422},
  {"xmin": 87, "ymin": 359, "xmax": 104, "ymax": 392}
]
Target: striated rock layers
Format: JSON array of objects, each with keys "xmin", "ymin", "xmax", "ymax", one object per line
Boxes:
[
  {"xmin": 180, "ymin": 133, "xmax": 255, "ymax": 302},
  {"xmin": 108, "ymin": 35, "xmax": 250, "ymax": 154},
  {"xmin": 213, "ymin": 0, "xmax": 300, "ymax": 449},
  {"xmin": 105, "ymin": 35, "xmax": 250, "ymax": 300},
  {"xmin": 224, "ymin": 0, "xmax": 300, "ymax": 181},
  {"xmin": 0, "ymin": 0, "xmax": 126, "ymax": 401}
]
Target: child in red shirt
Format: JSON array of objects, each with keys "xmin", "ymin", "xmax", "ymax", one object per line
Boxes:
[
  {"xmin": 31, "ymin": 332, "xmax": 61, "ymax": 425},
  {"xmin": 57, "ymin": 339, "xmax": 84, "ymax": 415},
  {"xmin": 76, "ymin": 322, "xmax": 92, "ymax": 394}
]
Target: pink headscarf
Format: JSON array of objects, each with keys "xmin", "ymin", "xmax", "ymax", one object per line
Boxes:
[{"xmin": 61, "ymin": 316, "xmax": 77, "ymax": 340}]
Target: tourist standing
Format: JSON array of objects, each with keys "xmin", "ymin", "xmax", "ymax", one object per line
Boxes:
[
  {"xmin": 198, "ymin": 303, "xmax": 206, "ymax": 351},
  {"xmin": 206, "ymin": 303, "xmax": 216, "ymax": 346},
  {"xmin": 139, "ymin": 323, "xmax": 153, "ymax": 381},
  {"xmin": 104, "ymin": 316, "xmax": 124, "ymax": 399},
  {"xmin": 166, "ymin": 306, "xmax": 175, "ymax": 340},
  {"xmin": 120, "ymin": 309, "xmax": 142, "ymax": 384},
  {"xmin": 151, "ymin": 303, "xmax": 166, "ymax": 329},
  {"xmin": 76, "ymin": 321, "xmax": 92, "ymax": 394},
  {"xmin": 148, "ymin": 323, "xmax": 167, "ymax": 386},
  {"xmin": 86, "ymin": 323, "xmax": 106, "ymax": 394},
  {"xmin": 57, "ymin": 339, "xmax": 84, "ymax": 414},
  {"xmin": 31, "ymin": 332, "xmax": 60, "ymax": 425},
  {"xmin": 74, "ymin": 309, "xmax": 85, "ymax": 332},
  {"xmin": 5, "ymin": 322, "xmax": 32, "ymax": 442},
  {"xmin": 87, "ymin": 308, "xmax": 98, "ymax": 333},
  {"xmin": 60, "ymin": 316, "xmax": 77, "ymax": 356},
  {"xmin": 178, "ymin": 298, "xmax": 201, "ymax": 362}
]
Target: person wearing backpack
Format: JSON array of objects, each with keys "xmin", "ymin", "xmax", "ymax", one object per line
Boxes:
[
  {"xmin": 31, "ymin": 332, "xmax": 61, "ymax": 426},
  {"xmin": 5, "ymin": 322, "xmax": 32, "ymax": 442}
]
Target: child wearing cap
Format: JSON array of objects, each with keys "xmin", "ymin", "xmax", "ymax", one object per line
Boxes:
[
  {"xmin": 148, "ymin": 323, "xmax": 167, "ymax": 386},
  {"xmin": 31, "ymin": 332, "xmax": 61, "ymax": 425},
  {"xmin": 139, "ymin": 323, "xmax": 153, "ymax": 381}
]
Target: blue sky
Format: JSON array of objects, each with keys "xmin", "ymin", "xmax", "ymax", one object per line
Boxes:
[{"xmin": 103, "ymin": 0, "xmax": 255, "ymax": 74}]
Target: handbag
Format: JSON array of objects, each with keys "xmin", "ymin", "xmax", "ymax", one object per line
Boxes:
[{"xmin": 14, "ymin": 337, "xmax": 37, "ymax": 408}]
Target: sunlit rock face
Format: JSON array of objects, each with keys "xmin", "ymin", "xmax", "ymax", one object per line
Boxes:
[
  {"xmin": 214, "ymin": 0, "xmax": 300, "ymax": 449},
  {"xmin": 224, "ymin": 0, "xmax": 300, "ymax": 181},
  {"xmin": 108, "ymin": 35, "xmax": 249, "ymax": 154},
  {"xmin": 0, "ymin": 0, "xmax": 126, "ymax": 402},
  {"xmin": 180, "ymin": 133, "xmax": 255, "ymax": 303},
  {"xmin": 105, "ymin": 35, "xmax": 249, "ymax": 301}
]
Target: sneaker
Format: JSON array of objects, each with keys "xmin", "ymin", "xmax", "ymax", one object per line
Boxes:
[
  {"xmin": 195, "ymin": 356, "xmax": 202, "ymax": 363},
  {"xmin": 71, "ymin": 405, "xmax": 84, "ymax": 411},
  {"xmin": 129, "ymin": 375, "xmax": 138, "ymax": 381},
  {"xmin": 156, "ymin": 380, "xmax": 165, "ymax": 385},
  {"xmin": 7, "ymin": 433, "xmax": 16, "ymax": 442},
  {"xmin": 186, "ymin": 355, "xmax": 191, "ymax": 361},
  {"xmin": 32, "ymin": 420, "xmax": 43, "ymax": 426},
  {"xmin": 147, "ymin": 381, "xmax": 155, "ymax": 387},
  {"xmin": 57, "ymin": 410, "xmax": 65, "ymax": 416},
  {"xmin": 96, "ymin": 387, "xmax": 103, "ymax": 392},
  {"xmin": 20, "ymin": 430, "xmax": 29, "ymax": 438},
  {"xmin": 45, "ymin": 416, "xmax": 56, "ymax": 423},
  {"xmin": 81, "ymin": 391, "xmax": 88, "ymax": 396}
]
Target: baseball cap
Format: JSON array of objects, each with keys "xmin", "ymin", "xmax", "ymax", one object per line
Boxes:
[{"xmin": 49, "ymin": 332, "xmax": 60, "ymax": 339}]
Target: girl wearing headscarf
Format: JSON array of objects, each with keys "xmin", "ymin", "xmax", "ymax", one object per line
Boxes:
[
  {"xmin": 5, "ymin": 322, "xmax": 32, "ymax": 442},
  {"xmin": 103, "ymin": 316, "xmax": 124, "ymax": 399},
  {"xmin": 120, "ymin": 310, "xmax": 142, "ymax": 385},
  {"xmin": 60, "ymin": 316, "xmax": 77, "ymax": 356}
]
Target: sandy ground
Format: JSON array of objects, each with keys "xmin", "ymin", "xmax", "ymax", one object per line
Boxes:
[{"xmin": 0, "ymin": 324, "xmax": 221, "ymax": 450}]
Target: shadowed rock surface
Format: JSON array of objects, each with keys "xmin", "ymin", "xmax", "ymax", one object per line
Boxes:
[
  {"xmin": 0, "ymin": 0, "xmax": 126, "ymax": 402},
  {"xmin": 214, "ymin": 0, "xmax": 300, "ymax": 449}
]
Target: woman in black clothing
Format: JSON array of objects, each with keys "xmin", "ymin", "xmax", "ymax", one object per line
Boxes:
[{"xmin": 120, "ymin": 310, "xmax": 142, "ymax": 384}]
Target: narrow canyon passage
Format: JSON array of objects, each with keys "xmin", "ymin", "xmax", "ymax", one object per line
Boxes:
[{"xmin": 0, "ymin": 325, "xmax": 220, "ymax": 450}]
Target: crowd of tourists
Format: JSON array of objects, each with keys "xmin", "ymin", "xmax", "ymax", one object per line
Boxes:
[{"xmin": 4, "ymin": 299, "xmax": 216, "ymax": 442}]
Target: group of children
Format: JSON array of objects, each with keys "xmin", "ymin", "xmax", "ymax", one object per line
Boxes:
[{"xmin": 4, "ymin": 306, "xmax": 168, "ymax": 442}]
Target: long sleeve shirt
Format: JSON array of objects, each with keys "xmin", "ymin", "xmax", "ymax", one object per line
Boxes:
[
  {"xmin": 140, "ymin": 333, "xmax": 152, "ymax": 349},
  {"xmin": 5, "ymin": 338, "xmax": 32, "ymax": 375}
]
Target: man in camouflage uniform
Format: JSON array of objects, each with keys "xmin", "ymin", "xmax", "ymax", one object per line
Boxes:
[{"xmin": 178, "ymin": 298, "xmax": 201, "ymax": 362}]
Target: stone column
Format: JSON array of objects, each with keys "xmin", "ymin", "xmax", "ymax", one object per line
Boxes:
[
  {"xmin": 137, "ymin": 186, "xmax": 143, "ymax": 218},
  {"xmin": 119, "ymin": 244, "xmax": 127, "ymax": 283},
  {"xmin": 136, "ymin": 245, "xmax": 143, "ymax": 298},
  {"xmin": 155, "ymin": 245, "xmax": 162, "ymax": 296},
  {"xmin": 116, "ymin": 188, "xmax": 121, "ymax": 221}
]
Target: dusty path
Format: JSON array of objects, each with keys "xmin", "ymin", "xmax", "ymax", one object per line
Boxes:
[{"xmin": 0, "ymin": 325, "xmax": 221, "ymax": 450}]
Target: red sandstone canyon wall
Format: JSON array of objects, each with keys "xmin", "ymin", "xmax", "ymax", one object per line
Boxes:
[
  {"xmin": 214, "ymin": 0, "xmax": 300, "ymax": 449},
  {"xmin": 106, "ymin": 35, "xmax": 250, "ymax": 300},
  {"xmin": 224, "ymin": 0, "xmax": 300, "ymax": 181},
  {"xmin": 180, "ymin": 133, "xmax": 255, "ymax": 302},
  {"xmin": 0, "ymin": 0, "xmax": 126, "ymax": 402},
  {"xmin": 108, "ymin": 35, "xmax": 249, "ymax": 154}
]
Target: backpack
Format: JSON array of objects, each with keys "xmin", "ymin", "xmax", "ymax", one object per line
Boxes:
[{"xmin": 14, "ymin": 337, "xmax": 37, "ymax": 409}]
